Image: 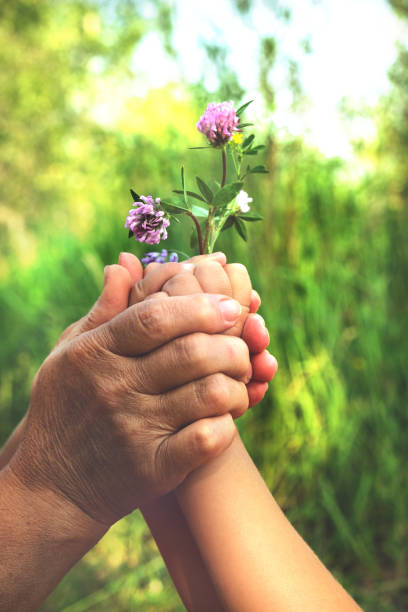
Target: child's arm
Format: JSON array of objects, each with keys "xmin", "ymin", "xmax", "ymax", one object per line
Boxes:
[
  {"xmin": 170, "ymin": 267, "xmax": 361, "ymax": 611},
  {"xmin": 177, "ymin": 435, "xmax": 361, "ymax": 611},
  {"xmin": 137, "ymin": 258, "xmax": 361, "ymax": 611},
  {"xmin": 126, "ymin": 256, "xmax": 274, "ymax": 610}
]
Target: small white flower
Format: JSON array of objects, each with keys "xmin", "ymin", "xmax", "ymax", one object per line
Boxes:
[{"xmin": 236, "ymin": 190, "xmax": 253, "ymax": 213}]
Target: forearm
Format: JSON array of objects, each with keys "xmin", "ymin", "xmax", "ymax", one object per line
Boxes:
[
  {"xmin": 176, "ymin": 433, "xmax": 361, "ymax": 612},
  {"xmin": 0, "ymin": 465, "xmax": 107, "ymax": 611},
  {"xmin": 141, "ymin": 495, "xmax": 225, "ymax": 612}
]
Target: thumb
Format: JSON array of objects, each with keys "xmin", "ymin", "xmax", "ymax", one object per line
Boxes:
[
  {"xmin": 118, "ymin": 251, "xmax": 144, "ymax": 284},
  {"xmin": 162, "ymin": 414, "xmax": 236, "ymax": 489},
  {"xmin": 78, "ymin": 264, "xmax": 133, "ymax": 334}
]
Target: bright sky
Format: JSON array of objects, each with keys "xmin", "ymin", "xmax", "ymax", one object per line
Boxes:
[{"xmin": 115, "ymin": 0, "xmax": 407, "ymax": 158}]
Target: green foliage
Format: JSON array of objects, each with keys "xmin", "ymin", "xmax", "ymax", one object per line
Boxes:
[
  {"xmin": 0, "ymin": 1, "xmax": 407, "ymax": 611},
  {"xmin": 196, "ymin": 176, "xmax": 213, "ymax": 203},
  {"xmin": 212, "ymin": 181, "xmax": 244, "ymax": 209}
]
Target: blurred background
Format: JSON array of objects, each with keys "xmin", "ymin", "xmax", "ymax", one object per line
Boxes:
[{"xmin": 1, "ymin": 0, "xmax": 407, "ymax": 609}]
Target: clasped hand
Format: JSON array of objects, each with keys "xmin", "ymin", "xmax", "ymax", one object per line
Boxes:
[{"xmin": 9, "ymin": 254, "xmax": 274, "ymax": 529}]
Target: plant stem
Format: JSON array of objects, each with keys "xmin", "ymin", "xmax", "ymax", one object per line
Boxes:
[
  {"xmin": 186, "ymin": 211, "xmax": 204, "ymax": 254},
  {"xmin": 207, "ymin": 207, "xmax": 231, "ymax": 253},
  {"xmin": 203, "ymin": 207, "xmax": 215, "ymax": 253},
  {"xmin": 221, "ymin": 148, "xmax": 227, "ymax": 187}
]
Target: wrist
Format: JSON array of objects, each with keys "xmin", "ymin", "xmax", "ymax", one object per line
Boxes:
[
  {"xmin": 2, "ymin": 463, "xmax": 108, "ymax": 548},
  {"xmin": 0, "ymin": 464, "xmax": 108, "ymax": 610}
]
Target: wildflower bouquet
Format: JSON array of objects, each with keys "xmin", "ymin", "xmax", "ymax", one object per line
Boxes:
[{"xmin": 125, "ymin": 100, "xmax": 268, "ymax": 264}]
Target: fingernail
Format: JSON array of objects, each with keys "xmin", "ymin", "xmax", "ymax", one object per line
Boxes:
[
  {"xmin": 219, "ymin": 298, "xmax": 242, "ymax": 322},
  {"xmin": 180, "ymin": 263, "xmax": 194, "ymax": 271}
]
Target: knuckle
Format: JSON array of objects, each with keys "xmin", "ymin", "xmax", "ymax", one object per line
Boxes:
[
  {"xmin": 177, "ymin": 332, "xmax": 208, "ymax": 368},
  {"xmin": 162, "ymin": 274, "xmax": 182, "ymax": 294},
  {"xmin": 225, "ymin": 336, "xmax": 249, "ymax": 364},
  {"xmin": 135, "ymin": 300, "xmax": 166, "ymax": 340},
  {"xmin": 64, "ymin": 335, "xmax": 91, "ymax": 369},
  {"xmin": 193, "ymin": 422, "xmax": 218, "ymax": 456},
  {"xmin": 129, "ymin": 281, "xmax": 145, "ymax": 305},
  {"xmin": 202, "ymin": 373, "xmax": 231, "ymax": 411},
  {"xmin": 232, "ymin": 382, "xmax": 250, "ymax": 418},
  {"xmin": 195, "ymin": 294, "xmax": 217, "ymax": 327}
]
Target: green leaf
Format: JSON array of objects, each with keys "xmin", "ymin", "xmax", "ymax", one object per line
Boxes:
[
  {"xmin": 213, "ymin": 181, "xmax": 244, "ymax": 209},
  {"xmin": 180, "ymin": 166, "xmax": 188, "ymax": 205},
  {"xmin": 221, "ymin": 216, "xmax": 235, "ymax": 232},
  {"xmin": 196, "ymin": 176, "xmax": 213, "ymax": 203},
  {"xmin": 238, "ymin": 212, "xmax": 264, "ymax": 222},
  {"xmin": 173, "ymin": 189, "xmax": 206, "ymax": 203},
  {"xmin": 161, "ymin": 199, "xmax": 190, "ymax": 214},
  {"xmin": 234, "ymin": 217, "xmax": 248, "ymax": 241},
  {"xmin": 237, "ymin": 122, "xmax": 253, "ymax": 128},
  {"xmin": 130, "ymin": 188, "xmax": 140, "ymax": 201},
  {"xmin": 191, "ymin": 204, "xmax": 209, "ymax": 218},
  {"xmin": 236, "ymin": 100, "xmax": 254, "ymax": 117},
  {"xmin": 244, "ymin": 144, "xmax": 265, "ymax": 156},
  {"xmin": 249, "ymin": 165, "xmax": 269, "ymax": 173},
  {"xmin": 243, "ymin": 134, "xmax": 255, "ymax": 149}
]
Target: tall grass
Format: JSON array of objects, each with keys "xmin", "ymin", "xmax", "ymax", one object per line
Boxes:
[{"xmin": 1, "ymin": 129, "xmax": 407, "ymax": 611}]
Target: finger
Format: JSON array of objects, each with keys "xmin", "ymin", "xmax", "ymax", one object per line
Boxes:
[
  {"xmin": 137, "ymin": 333, "xmax": 250, "ymax": 393},
  {"xmin": 97, "ymin": 293, "xmax": 242, "ymax": 357},
  {"xmin": 250, "ymin": 289, "xmax": 261, "ymax": 313},
  {"xmin": 156, "ymin": 374, "xmax": 249, "ymax": 429},
  {"xmin": 223, "ymin": 263, "xmax": 252, "ymax": 337},
  {"xmin": 144, "ymin": 261, "xmax": 161, "ymax": 274},
  {"xmin": 183, "ymin": 252, "xmax": 227, "ymax": 266},
  {"xmin": 144, "ymin": 291, "xmax": 170, "ymax": 301},
  {"xmin": 78, "ymin": 265, "xmax": 133, "ymax": 335},
  {"xmin": 160, "ymin": 413, "xmax": 236, "ymax": 489},
  {"xmin": 193, "ymin": 260, "xmax": 232, "ymax": 297},
  {"xmin": 251, "ymin": 350, "xmax": 278, "ymax": 382},
  {"xmin": 242, "ymin": 313, "xmax": 270, "ymax": 354},
  {"xmin": 118, "ymin": 252, "xmax": 144, "ymax": 284},
  {"xmin": 247, "ymin": 382, "xmax": 269, "ymax": 407},
  {"xmin": 162, "ymin": 271, "xmax": 202, "ymax": 296},
  {"xmin": 224, "ymin": 263, "xmax": 252, "ymax": 308},
  {"xmin": 130, "ymin": 262, "xmax": 195, "ymax": 305}
]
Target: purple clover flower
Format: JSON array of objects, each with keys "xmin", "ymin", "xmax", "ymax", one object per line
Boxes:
[
  {"xmin": 196, "ymin": 101, "xmax": 240, "ymax": 146},
  {"xmin": 125, "ymin": 195, "xmax": 170, "ymax": 245},
  {"xmin": 141, "ymin": 249, "xmax": 179, "ymax": 265}
]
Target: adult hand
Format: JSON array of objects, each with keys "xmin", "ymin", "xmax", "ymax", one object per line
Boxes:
[
  {"xmin": 127, "ymin": 253, "xmax": 278, "ymax": 407},
  {"xmin": 9, "ymin": 281, "xmax": 250, "ymax": 527}
]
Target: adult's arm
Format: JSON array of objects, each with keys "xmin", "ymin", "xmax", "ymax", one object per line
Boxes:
[
  {"xmin": 0, "ymin": 256, "xmax": 273, "ymax": 612},
  {"xmin": 0, "ymin": 465, "xmax": 107, "ymax": 611},
  {"xmin": 1, "ymin": 280, "xmax": 248, "ymax": 610}
]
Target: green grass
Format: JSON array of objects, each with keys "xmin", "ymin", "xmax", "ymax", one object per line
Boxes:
[{"xmin": 1, "ymin": 134, "xmax": 407, "ymax": 611}]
